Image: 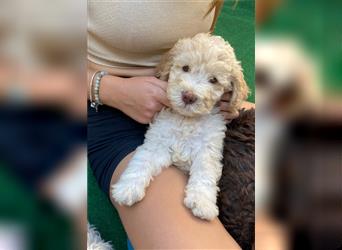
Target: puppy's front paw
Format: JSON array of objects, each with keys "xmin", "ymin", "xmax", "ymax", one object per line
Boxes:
[
  {"xmin": 111, "ymin": 181, "xmax": 145, "ymax": 206},
  {"xmin": 184, "ymin": 191, "xmax": 219, "ymax": 221}
]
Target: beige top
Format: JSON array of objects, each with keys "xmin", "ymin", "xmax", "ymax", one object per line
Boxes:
[{"xmin": 88, "ymin": 0, "xmax": 214, "ymax": 77}]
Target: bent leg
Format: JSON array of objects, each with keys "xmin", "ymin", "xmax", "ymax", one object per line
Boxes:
[{"xmin": 110, "ymin": 152, "xmax": 241, "ymax": 250}]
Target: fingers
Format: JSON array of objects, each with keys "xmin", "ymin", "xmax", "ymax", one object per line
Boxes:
[
  {"xmin": 147, "ymin": 77, "xmax": 170, "ymax": 107},
  {"xmin": 152, "ymin": 85, "xmax": 171, "ymax": 107},
  {"xmin": 153, "ymin": 101, "xmax": 164, "ymax": 112},
  {"xmin": 156, "ymin": 93, "xmax": 171, "ymax": 107},
  {"xmin": 147, "ymin": 78, "xmax": 170, "ymax": 107},
  {"xmin": 221, "ymin": 91, "xmax": 233, "ymax": 102},
  {"xmin": 219, "ymin": 101, "xmax": 232, "ymax": 112},
  {"xmin": 222, "ymin": 110, "xmax": 239, "ymax": 119},
  {"xmin": 241, "ymin": 101, "xmax": 255, "ymax": 110},
  {"xmin": 221, "ymin": 109, "xmax": 239, "ymax": 123},
  {"xmin": 148, "ymin": 77, "xmax": 168, "ymax": 92},
  {"xmin": 219, "ymin": 97, "xmax": 239, "ymax": 122}
]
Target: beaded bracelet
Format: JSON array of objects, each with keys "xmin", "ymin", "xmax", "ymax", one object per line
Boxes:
[
  {"xmin": 90, "ymin": 71, "xmax": 108, "ymax": 112},
  {"xmin": 89, "ymin": 71, "xmax": 98, "ymax": 103}
]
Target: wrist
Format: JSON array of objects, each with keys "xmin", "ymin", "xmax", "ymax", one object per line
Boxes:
[{"xmin": 99, "ymin": 74, "xmax": 125, "ymax": 109}]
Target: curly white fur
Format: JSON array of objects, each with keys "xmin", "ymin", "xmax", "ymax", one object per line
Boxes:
[
  {"xmin": 87, "ymin": 224, "xmax": 113, "ymax": 250},
  {"xmin": 112, "ymin": 33, "xmax": 248, "ymax": 220}
]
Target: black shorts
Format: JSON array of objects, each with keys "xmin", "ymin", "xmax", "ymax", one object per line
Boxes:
[{"xmin": 88, "ymin": 103, "xmax": 148, "ymax": 195}]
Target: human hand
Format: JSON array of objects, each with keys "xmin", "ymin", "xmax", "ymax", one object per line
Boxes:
[
  {"xmin": 219, "ymin": 91, "xmax": 255, "ymax": 123},
  {"xmin": 100, "ymin": 76, "xmax": 170, "ymax": 124},
  {"xmin": 219, "ymin": 91, "xmax": 239, "ymax": 123}
]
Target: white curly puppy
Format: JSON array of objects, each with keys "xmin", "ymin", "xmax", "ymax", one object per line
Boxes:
[{"xmin": 112, "ymin": 33, "xmax": 248, "ymax": 220}]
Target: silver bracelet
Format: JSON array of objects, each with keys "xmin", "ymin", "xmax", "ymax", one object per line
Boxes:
[
  {"xmin": 90, "ymin": 71, "xmax": 108, "ymax": 112},
  {"xmin": 89, "ymin": 71, "xmax": 98, "ymax": 103}
]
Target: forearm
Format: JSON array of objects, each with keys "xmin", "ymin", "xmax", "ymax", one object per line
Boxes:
[
  {"xmin": 99, "ymin": 74, "xmax": 126, "ymax": 109},
  {"xmin": 87, "ymin": 67, "xmax": 169, "ymax": 123},
  {"xmin": 87, "ymin": 65, "xmax": 125, "ymax": 110}
]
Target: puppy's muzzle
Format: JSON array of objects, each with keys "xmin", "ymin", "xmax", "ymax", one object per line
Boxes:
[{"xmin": 181, "ymin": 91, "xmax": 197, "ymax": 105}]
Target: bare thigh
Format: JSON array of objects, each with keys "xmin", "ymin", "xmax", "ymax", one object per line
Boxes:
[{"xmin": 110, "ymin": 152, "xmax": 241, "ymax": 250}]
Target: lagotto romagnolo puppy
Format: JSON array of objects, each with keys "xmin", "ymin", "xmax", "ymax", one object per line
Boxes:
[{"xmin": 112, "ymin": 33, "xmax": 249, "ymax": 220}]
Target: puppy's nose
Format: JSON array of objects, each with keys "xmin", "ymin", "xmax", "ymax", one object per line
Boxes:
[{"xmin": 182, "ymin": 91, "xmax": 197, "ymax": 104}]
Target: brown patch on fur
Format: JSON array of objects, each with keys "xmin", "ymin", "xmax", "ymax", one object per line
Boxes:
[{"xmin": 218, "ymin": 109, "xmax": 255, "ymax": 250}]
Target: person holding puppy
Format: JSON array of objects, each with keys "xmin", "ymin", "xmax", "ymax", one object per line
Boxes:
[{"xmin": 88, "ymin": 1, "xmax": 252, "ymax": 249}]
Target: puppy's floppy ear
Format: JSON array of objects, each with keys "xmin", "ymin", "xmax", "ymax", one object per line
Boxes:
[
  {"xmin": 155, "ymin": 48, "xmax": 175, "ymax": 81},
  {"xmin": 229, "ymin": 65, "xmax": 249, "ymax": 109}
]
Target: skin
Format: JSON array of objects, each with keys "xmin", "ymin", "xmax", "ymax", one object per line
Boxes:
[
  {"xmin": 95, "ymin": 70, "xmax": 242, "ymax": 124},
  {"xmin": 111, "ymin": 153, "xmax": 242, "ymax": 250},
  {"xmin": 94, "ymin": 70, "xmax": 254, "ymax": 249}
]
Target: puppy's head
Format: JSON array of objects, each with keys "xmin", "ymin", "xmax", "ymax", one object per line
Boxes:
[{"xmin": 157, "ymin": 33, "xmax": 248, "ymax": 117}]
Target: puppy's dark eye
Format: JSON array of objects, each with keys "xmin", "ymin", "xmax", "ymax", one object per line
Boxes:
[
  {"xmin": 182, "ymin": 65, "xmax": 190, "ymax": 72},
  {"xmin": 209, "ymin": 77, "xmax": 218, "ymax": 84}
]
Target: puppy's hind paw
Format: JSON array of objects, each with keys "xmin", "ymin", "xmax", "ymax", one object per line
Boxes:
[
  {"xmin": 111, "ymin": 182, "xmax": 145, "ymax": 206},
  {"xmin": 184, "ymin": 192, "xmax": 219, "ymax": 221}
]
